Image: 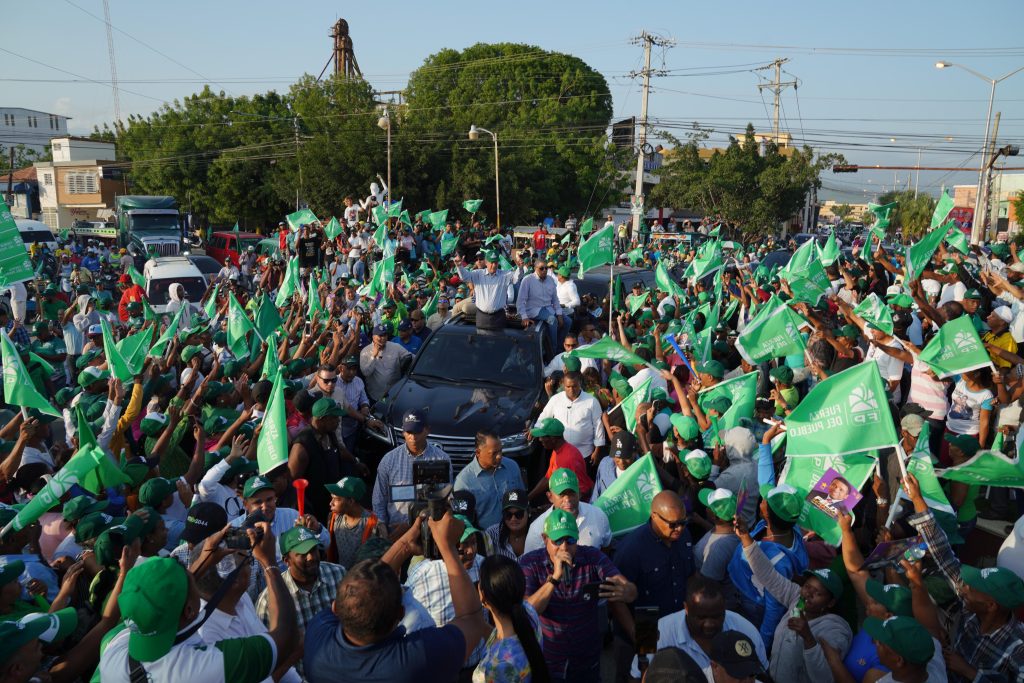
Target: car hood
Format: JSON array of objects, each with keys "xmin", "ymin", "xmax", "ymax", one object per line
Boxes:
[{"xmin": 379, "ymin": 375, "xmax": 538, "ymax": 436}]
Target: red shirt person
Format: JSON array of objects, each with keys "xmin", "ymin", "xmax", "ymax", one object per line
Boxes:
[
  {"xmin": 116, "ymin": 274, "xmax": 147, "ymax": 321},
  {"xmin": 533, "ymin": 226, "xmax": 549, "ymax": 253},
  {"xmin": 527, "ymin": 417, "xmax": 594, "ymax": 501}
]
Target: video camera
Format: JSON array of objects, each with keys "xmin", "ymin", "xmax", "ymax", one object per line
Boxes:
[
  {"xmin": 223, "ymin": 510, "xmax": 267, "ymax": 550},
  {"xmin": 409, "ymin": 460, "xmax": 452, "ymax": 561}
]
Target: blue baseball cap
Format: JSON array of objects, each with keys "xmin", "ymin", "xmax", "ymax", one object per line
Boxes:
[{"xmin": 402, "ymin": 409, "xmax": 427, "ymax": 434}]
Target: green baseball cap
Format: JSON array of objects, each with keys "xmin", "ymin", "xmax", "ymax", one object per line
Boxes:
[
  {"xmin": 118, "ymin": 557, "xmax": 189, "ymax": 662},
  {"xmin": 834, "ymin": 324, "xmax": 859, "ymax": 339},
  {"xmin": 961, "ymin": 565, "xmax": 1024, "ymax": 608},
  {"xmin": 312, "ymin": 397, "xmax": 346, "ymax": 419},
  {"xmin": 705, "ymin": 396, "xmax": 732, "ymax": 415},
  {"xmin": 279, "ymin": 525, "xmax": 321, "ymax": 556},
  {"xmin": 769, "ymin": 366, "xmax": 794, "ymax": 384},
  {"xmin": 0, "ymin": 607, "xmax": 79, "ymax": 663},
  {"xmin": 139, "ymin": 412, "xmax": 168, "ymax": 437},
  {"xmin": 54, "ymin": 386, "xmax": 81, "ymax": 407},
  {"xmin": 562, "ymin": 355, "xmax": 582, "ymax": 373},
  {"xmin": 531, "ymin": 417, "xmax": 565, "ymax": 438},
  {"xmin": 670, "ymin": 414, "xmax": 700, "ymax": 441},
  {"xmin": 548, "ymin": 468, "xmax": 579, "ymax": 495},
  {"xmin": 454, "ymin": 514, "xmax": 482, "ymax": 543},
  {"xmin": 863, "ymin": 616, "xmax": 935, "ymax": 665},
  {"xmin": 484, "ymin": 251, "xmax": 499, "ymax": 263},
  {"xmin": 865, "ymin": 579, "xmax": 913, "ymax": 617},
  {"xmin": 75, "ymin": 349, "xmax": 102, "ymax": 369},
  {"xmin": 682, "ymin": 450, "xmax": 712, "ymax": 479},
  {"xmin": 608, "ymin": 371, "xmax": 631, "ymax": 397},
  {"xmin": 696, "ymin": 360, "xmax": 725, "ymax": 378},
  {"xmin": 760, "ymin": 483, "xmax": 802, "ymax": 523},
  {"xmin": 202, "ymin": 414, "xmax": 230, "ymax": 434},
  {"xmin": 698, "ymin": 487, "xmax": 738, "ymax": 520},
  {"xmin": 804, "ymin": 566, "xmax": 843, "ymax": 599},
  {"xmin": 62, "ymin": 494, "xmax": 109, "ymax": 522},
  {"xmin": 325, "ymin": 476, "xmax": 366, "ymax": 500},
  {"xmin": 78, "ymin": 366, "xmax": 110, "ymax": 388},
  {"xmin": 138, "ymin": 478, "xmax": 176, "ymax": 507},
  {"xmin": 75, "ymin": 511, "xmax": 121, "ymax": 544},
  {"xmin": 0, "ymin": 559, "xmax": 25, "ymax": 586},
  {"xmin": 543, "ymin": 508, "xmax": 579, "ymax": 543},
  {"xmin": 887, "ymin": 293, "xmax": 914, "ymax": 308},
  {"xmin": 944, "ymin": 433, "xmax": 979, "ymax": 458},
  {"xmin": 180, "ymin": 345, "xmax": 203, "ymax": 363},
  {"xmin": 242, "ymin": 475, "xmax": 274, "ymax": 499}
]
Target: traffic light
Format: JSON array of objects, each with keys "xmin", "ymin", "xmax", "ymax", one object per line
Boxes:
[{"xmin": 832, "ymin": 165, "xmax": 858, "ymax": 173}]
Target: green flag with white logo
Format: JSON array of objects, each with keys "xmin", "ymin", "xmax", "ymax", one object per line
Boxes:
[
  {"xmin": 261, "ymin": 332, "xmax": 280, "ymax": 380},
  {"xmin": 149, "ymin": 306, "xmax": 184, "ymax": 358},
  {"xmin": 683, "ymin": 239, "xmax": 723, "ymax": 281},
  {"xmin": 938, "ymin": 448, "xmax": 1024, "ymax": 488},
  {"xmin": 945, "ymin": 227, "xmax": 969, "ymax": 255},
  {"xmin": 780, "ymin": 452, "xmax": 877, "ymax": 545},
  {"xmin": 697, "ymin": 371, "xmax": 758, "ymax": 434},
  {"xmin": 440, "ymin": 232, "xmax": 459, "ymax": 258},
  {"xmin": 387, "ymin": 199, "xmax": 404, "ymax": 218},
  {"xmin": 285, "ymin": 208, "xmax": 319, "ymax": 231},
  {"xmin": 784, "ymin": 360, "xmax": 898, "ymax": 457},
  {"xmin": 930, "ymin": 190, "xmax": 955, "ymax": 229},
  {"xmin": 853, "ymin": 293, "xmax": 894, "ymax": 335},
  {"xmin": 372, "ymin": 205, "xmax": 388, "ymax": 227},
  {"xmin": 366, "ymin": 255, "xmax": 395, "ymax": 298},
  {"xmin": 275, "ymin": 259, "xmax": 300, "ymax": 308},
  {"xmin": 126, "ymin": 264, "xmax": 146, "ymax": 288},
  {"xmin": 627, "ymin": 292, "xmax": 649, "ymax": 317},
  {"xmin": 114, "ymin": 326, "xmax": 153, "ymax": 377},
  {"xmin": 735, "ymin": 302, "xmax": 806, "ymax": 364},
  {"xmin": 655, "ymin": 260, "xmax": 685, "ymax": 297},
  {"xmin": 254, "ymin": 293, "xmax": 283, "ymax": 342},
  {"xmin": 204, "ymin": 283, "xmax": 221, "ymax": 319},
  {"xmin": 462, "ymin": 199, "xmax": 483, "ymax": 213},
  {"xmin": 576, "ymin": 223, "xmax": 615, "ymax": 277},
  {"xmin": 620, "ymin": 377, "xmax": 652, "ymax": 432},
  {"xmin": 307, "ymin": 270, "xmax": 325, "ymax": 323},
  {"xmin": 786, "ymin": 257, "xmax": 830, "ymax": 306},
  {"xmin": 891, "ymin": 422, "xmax": 955, "ymax": 514},
  {"xmin": 0, "ymin": 329, "xmax": 60, "ymax": 416},
  {"xmin": 0, "ymin": 199, "xmax": 33, "ymax": 288},
  {"xmin": 578, "ymin": 217, "xmax": 595, "ymax": 236},
  {"xmin": 780, "ymin": 238, "xmax": 818, "ymax": 282},
  {"xmin": 100, "ymin": 319, "xmax": 135, "ymax": 383},
  {"xmin": 256, "ymin": 371, "xmax": 288, "ymax": 475},
  {"xmin": 918, "ymin": 315, "xmax": 992, "ymax": 379},
  {"xmin": 429, "ymin": 209, "xmax": 448, "ymax": 231},
  {"xmin": 227, "ymin": 292, "xmax": 256, "ymax": 359},
  {"xmin": 593, "ymin": 454, "xmax": 663, "ymax": 536}
]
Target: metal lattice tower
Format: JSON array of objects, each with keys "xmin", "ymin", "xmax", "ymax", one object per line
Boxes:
[{"xmin": 102, "ymin": 0, "xmax": 121, "ymax": 126}]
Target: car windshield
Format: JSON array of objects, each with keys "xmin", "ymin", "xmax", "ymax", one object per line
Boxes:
[
  {"xmin": 130, "ymin": 214, "xmax": 179, "ymax": 231},
  {"xmin": 412, "ymin": 332, "xmax": 539, "ymax": 389},
  {"xmin": 147, "ymin": 276, "xmax": 208, "ymax": 306},
  {"xmin": 19, "ymin": 230, "xmax": 54, "ymax": 244}
]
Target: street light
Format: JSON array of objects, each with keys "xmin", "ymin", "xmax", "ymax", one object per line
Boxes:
[
  {"xmin": 936, "ymin": 60, "xmax": 1024, "ymax": 243},
  {"xmin": 468, "ymin": 124, "xmax": 500, "ymax": 230},
  {"xmin": 377, "ymin": 110, "xmax": 392, "ymax": 212}
]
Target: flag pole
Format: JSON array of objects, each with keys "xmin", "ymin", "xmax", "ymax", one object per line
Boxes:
[{"xmin": 894, "ymin": 442, "xmax": 910, "ymax": 480}]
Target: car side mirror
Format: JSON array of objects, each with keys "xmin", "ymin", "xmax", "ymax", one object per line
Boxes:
[{"xmin": 400, "ymin": 354, "xmax": 413, "ymax": 374}]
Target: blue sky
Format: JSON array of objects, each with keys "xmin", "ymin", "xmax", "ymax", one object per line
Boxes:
[{"xmin": 8, "ymin": 0, "xmax": 1024, "ymax": 202}]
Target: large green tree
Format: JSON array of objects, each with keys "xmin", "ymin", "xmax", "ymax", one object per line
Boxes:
[
  {"xmin": 650, "ymin": 125, "xmax": 842, "ymax": 235},
  {"xmin": 395, "ymin": 43, "xmax": 627, "ymax": 223}
]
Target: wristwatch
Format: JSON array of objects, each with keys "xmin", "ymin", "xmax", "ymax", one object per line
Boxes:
[{"xmin": 546, "ymin": 575, "xmax": 559, "ymax": 586}]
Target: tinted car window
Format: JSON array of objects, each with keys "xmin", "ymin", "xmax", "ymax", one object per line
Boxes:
[
  {"xmin": 413, "ymin": 331, "xmax": 540, "ymax": 389},
  {"xmin": 19, "ymin": 230, "xmax": 55, "ymax": 244},
  {"xmin": 147, "ymin": 276, "xmax": 207, "ymax": 306}
]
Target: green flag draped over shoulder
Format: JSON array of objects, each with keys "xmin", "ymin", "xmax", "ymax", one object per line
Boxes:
[
  {"xmin": 593, "ymin": 454, "xmax": 663, "ymax": 536},
  {"xmin": 905, "ymin": 223, "xmax": 951, "ymax": 283},
  {"xmin": 227, "ymin": 292, "xmax": 256, "ymax": 358},
  {"xmin": 257, "ymin": 371, "xmax": 288, "ymax": 474},
  {"xmin": 817, "ymin": 231, "xmax": 840, "ymax": 267},
  {"xmin": 285, "ymin": 208, "xmax": 318, "ymax": 231},
  {"xmin": 620, "ymin": 377, "xmax": 652, "ymax": 432},
  {"xmin": 655, "ymin": 261, "xmax": 685, "ymax": 297},
  {"xmin": 781, "ymin": 453, "xmax": 877, "ymax": 545},
  {"xmin": 577, "ymin": 223, "xmax": 615, "ymax": 277},
  {"xmin": 149, "ymin": 306, "xmax": 184, "ymax": 358},
  {"xmin": 785, "ymin": 360, "xmax": 898, "ymax": 457},
  {"xmin": 918, "ymin": 314, "xmax": 992, "ymax": 378},
  {"xmin": 579, "ymin": 217, "xmax": 595, "ymax": 236},
  {"xmin": 100, "ymin": 319, "xmax": 135, "ymax": 383},
  {"xmin": 0, "ymin": 446, "xmax": 113, "ymax": 537},
  {"xmin": 324, "ymin": 217, "xmax": 343, "ymax": 240},
  {"xmin": 735, "ymin": 302, "xmax": 806, "ymax": 364},
  {"xmin": 931, "ymin": 190, "xmax": 955, "ymax": 229},
  {"xmin": 698, "ymin": 371, "xmax": 758, "ymax": 433},
  {"xmin": 853, "ymin": 293, "xmax": 894, "ymax": 335},
  {"xmin": 462, "ymin": 199, "xmax": 483, "ymax": 213},
  {"xmin": 567, "ymin": 336, "xmax": 647, "ymax": 367},
  {"xmin": 938, "ymin": 448, "xmax": 1024, "ymax": 487}
]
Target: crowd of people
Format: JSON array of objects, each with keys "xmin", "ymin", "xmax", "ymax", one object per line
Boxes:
[{"xmin": 1, "ymin": 194, "xmax": 1023, "ymax": 683}]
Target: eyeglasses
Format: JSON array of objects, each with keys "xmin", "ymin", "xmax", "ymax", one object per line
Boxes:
[
  {"xmin": 503, "ymin": 509, "xmax": 525, "ymax": 520},
  {"xmin": 537, "ymin": 266, "xmax": 548, "ymax": 271},
  {"xmin": 549, "ymin": 536, "xmax": 577, "ymax": 546},
  {"xmin": 319, "ymin": 376, "xmax": 338, "ymax": 384},
  {"xmin": 654, "ymin": 511, "xmax": 687, "ymax": 530}
]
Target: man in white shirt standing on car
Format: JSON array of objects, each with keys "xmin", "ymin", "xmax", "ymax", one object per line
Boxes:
[{"xmin": 534, "ymin": 370, "xmax": 605, "ymax": 465}]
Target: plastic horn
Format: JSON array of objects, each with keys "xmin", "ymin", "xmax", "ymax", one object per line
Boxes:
[{"xmin": 293, "ymin": 478, "xmax": 309, "ymax": 517}]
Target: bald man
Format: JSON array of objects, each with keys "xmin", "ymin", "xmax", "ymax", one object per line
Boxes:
[{"xmin": 611, "ymin": 490, "xmax": 695, "ymax": 680}]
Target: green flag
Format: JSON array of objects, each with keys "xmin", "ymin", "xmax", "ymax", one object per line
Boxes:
[
  {"xmin": 462, "ymin": 199, "xmax": 483, "ymax": 213},
  {"xmin": 415, "ymin": 209, "xmax": 432, "ymax": 223},
  {"xmin": 868, "ymin": 201, "xmax": 897, "ymax": 228},
  {"xmin": 422, "ymin": 290, "xmax": 440, "ymax": 318},
  {"xmin": 945, "ymin": 226, "xmax": 970, "ymax": 255},
  {"xmin": 126, "ymin": 264, "xmax": 146, "ymax": 288},
  {"xmin": 785, "ymin": 360, "xmax": 898, "ymax": 457},
  {"xmin": 275, "ymin": 260, "xmax": 300, "ymax": 307},
  {"xmin": 781, "ymin": 453, "xmax": 877, "ymax": 545},
  {"xmin": 75, "ymin": 413, "xmax": 131, "ymax": 494},
  {"xmin": 285, "ymin": 208, "xmax": 319, "ymax": 231},
  {"xmin": 324, "ymin": 216, "xmax": 343, "ymax": 240},
  {"xmin": 627, "ymin": 292, "xmax": 649, "ymax": 316},
  {"xmin": 817, "ymin": 232, "xmax": 840, "ymax": 267},
  {"xmin": 398, "ymin": 210, "xmax": 412, "ymax": 227},
  {"xmin": 367, "ymin": 255, "xmax": 396, "ymax": 298},
  {"xmin": 0, "ymin": 446, "xmax": 115, "ymax": 537},
  {"xmin": 734, "ymin": 302, "xmax": 806, "ymax": 364},
  {"xmin": 620, "ymin": 377, "xmax": 653, "ymax": 433},
  {"xmin": 853, "ymin": 293, "xmax": 894, "ymax": 335},
  {"xmin": 779, "ymin": 238, "xmax": 817, "ymax": 282},
  {"xmin": 372, "ymin": 205, "xmax": 388, "ymax": 227},
  {"xmin": 698, "ymin": 371, "xmax": 758, "ymax": 433},
  {"xmin": 114, "ymin": 327, "xmax": 153, "ymax": 377},
  {"xmin": 787, "ymin": 257, "xmax": 830, "ymax": 306},
  {"xmin": 930, "ymin": 190, "xmax": 955, "ymax": 229},
  {"xmin": 440, "ymin": 232, "xmax": 459, "ymax": 258},
  {"xmin": 593, "ymin": 454, "xmax": 663, "ymax": 536},
  {"xmin": 918, "ymin": 315, "xmax": 992, "ymax": 379},
  {"xmin": 708, "ymin": 223, "xmax": 721, "ymax": 238},
  {"xmin": 100, "ymin": 319, "xmax": 135, "ymax": 383},
  {"xmin": 626, "ymin": 246, "xmax": 644, "ymax": 266},
  {"xmin": 576, "ymin": 223, "xmax": 614, "ymax": 277},
  {"xmin": 307, "ymin": 271, "xmax": 325, "ymax": 323},
  {"xmin": 579, "ymin": 217, "xmax": 595, "ymax": 236},
  {"xmin": 893, "ymin": 422, "xmax": 954, "ymax": 514},
  {"xmin": 149, "ymin": 306, "xmax": 184, "ymax": 358},
  {"xmin": 261, "ymin": 333, "xmax": 280, "ymax": 380},
  {"xmin": 428, "ymin": 209, "xmax": 449, "ymax": 231},
  {"xmin": 938, "ymin": 448, "xmax": 1024, "ymax": 488},
  {"xmin": 227, "ymin": 292, "xmax": 256, "ymax": 359},
  {"xmin": 683, "ymin": 239, "xmax": 723, "ymax": 281},
  {"xmin": 256, "ymin": 371, "xmax": 288, "ymax": 475},
  {"xmin": 567, "ymin": 336, "xmax": 647, "ymax": 367},
  {"xmin": 387, "ymin": 199, "xmax": 404, "ymax": 218},
  {"xmin": 204, "ymin": 283, "xmax": 221, "ymax": 319},
  {"xmin": 141, "ymin": 298, "xmax": 158, "ymax": 323},
  {"xmin": 254, "ymin": 294, "xmax": 283, "ymax": 342},
  {"xmin": 75, "ymin": 404, "xmax": 97, "ymax": 450},
  {"xmin": 655, "ymin": 261, "xmax": 685, "ymax": 297},
  {"xmin": 0, "ymin": 199, "xmax": 33, "ymax": 288},
  {"xmin": 905, "ymin": 223, "xmax": 950, "ymax": 283}
]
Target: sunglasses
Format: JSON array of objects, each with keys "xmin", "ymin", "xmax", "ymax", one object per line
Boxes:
[
  {"xmin": 654, "ymin": 511, "xmax": 687, "ymax": 530},
  {"xmin": 550, "ymin": 536, "xmax": 577, "ymax": 546},
  {"xmin": 503, "ymin": 509, "xmax": 525, "ymax": 520},
  {"xmin": 319, "ymin": 376, "xmax": 338, "ymax": 384}
]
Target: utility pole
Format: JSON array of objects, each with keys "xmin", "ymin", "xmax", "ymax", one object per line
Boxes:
[
  {"xmin": 756, "ymin": 58, "xmax": 796, "ymax": 142},
  {"xmin": 629, "ymin": 32, "xmax": 673, "ymax": 237},
  {"xmin": 980, "ymin": 111, "xmax": 1001, "ymax": 239}
]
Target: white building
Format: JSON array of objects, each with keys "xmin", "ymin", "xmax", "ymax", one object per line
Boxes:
[
  {"xmin": 34, "ymin": 137, "xmax": 119, "ymax": 230},
  {"xmin": 0, "ymin": 107, "xmax": 70, "ymax": 154}
]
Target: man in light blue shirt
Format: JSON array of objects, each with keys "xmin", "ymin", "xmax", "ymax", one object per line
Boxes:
[
  {"xmin": 455, "ymin": 250, "xmax": 521, "ymax": 327},
  {"xmin": 453, "ymin": 429, "xmax": 525, "ymax": 528},
  {"xmin": 516, "ymin": 258, "xmax": 563, "ymax": 353}
]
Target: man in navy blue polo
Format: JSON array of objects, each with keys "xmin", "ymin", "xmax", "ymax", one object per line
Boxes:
[{"xmin": 612, "ymin": 489, "xmax": 694, "ymax": 680}]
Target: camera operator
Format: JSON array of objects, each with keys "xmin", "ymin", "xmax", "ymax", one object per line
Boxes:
[{"xmin": 303, "ymin": 512, "xmax": 492, "ymax": 683}]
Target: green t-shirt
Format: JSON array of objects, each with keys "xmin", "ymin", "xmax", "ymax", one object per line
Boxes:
[{"xmin": 40, "ymin": 299, "xmax": 68, "ymax": 323}]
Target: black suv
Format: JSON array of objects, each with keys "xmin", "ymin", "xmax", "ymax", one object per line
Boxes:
[{"xmin": 366, "ymin": 314, "xmax": 545, "ymax": 470}]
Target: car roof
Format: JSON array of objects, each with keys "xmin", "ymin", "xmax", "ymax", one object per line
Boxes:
[
  {"xmin": 212, "ymin": 231, "xmax": 261, "ymax": 239},
  {"xmin": 186, "ymin": 255, "xmax": 222, "ymax": 270},
  {"xmin": 437, "ymin": 313, "xmax": 538, "ymax": 339},
  {"xmin": 15, "ymin": 219, "xmax": 54, "ymax": 233},
  {"xmin": 147, "ymin": 256, "xmax": 204, "ymax": 278}
]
